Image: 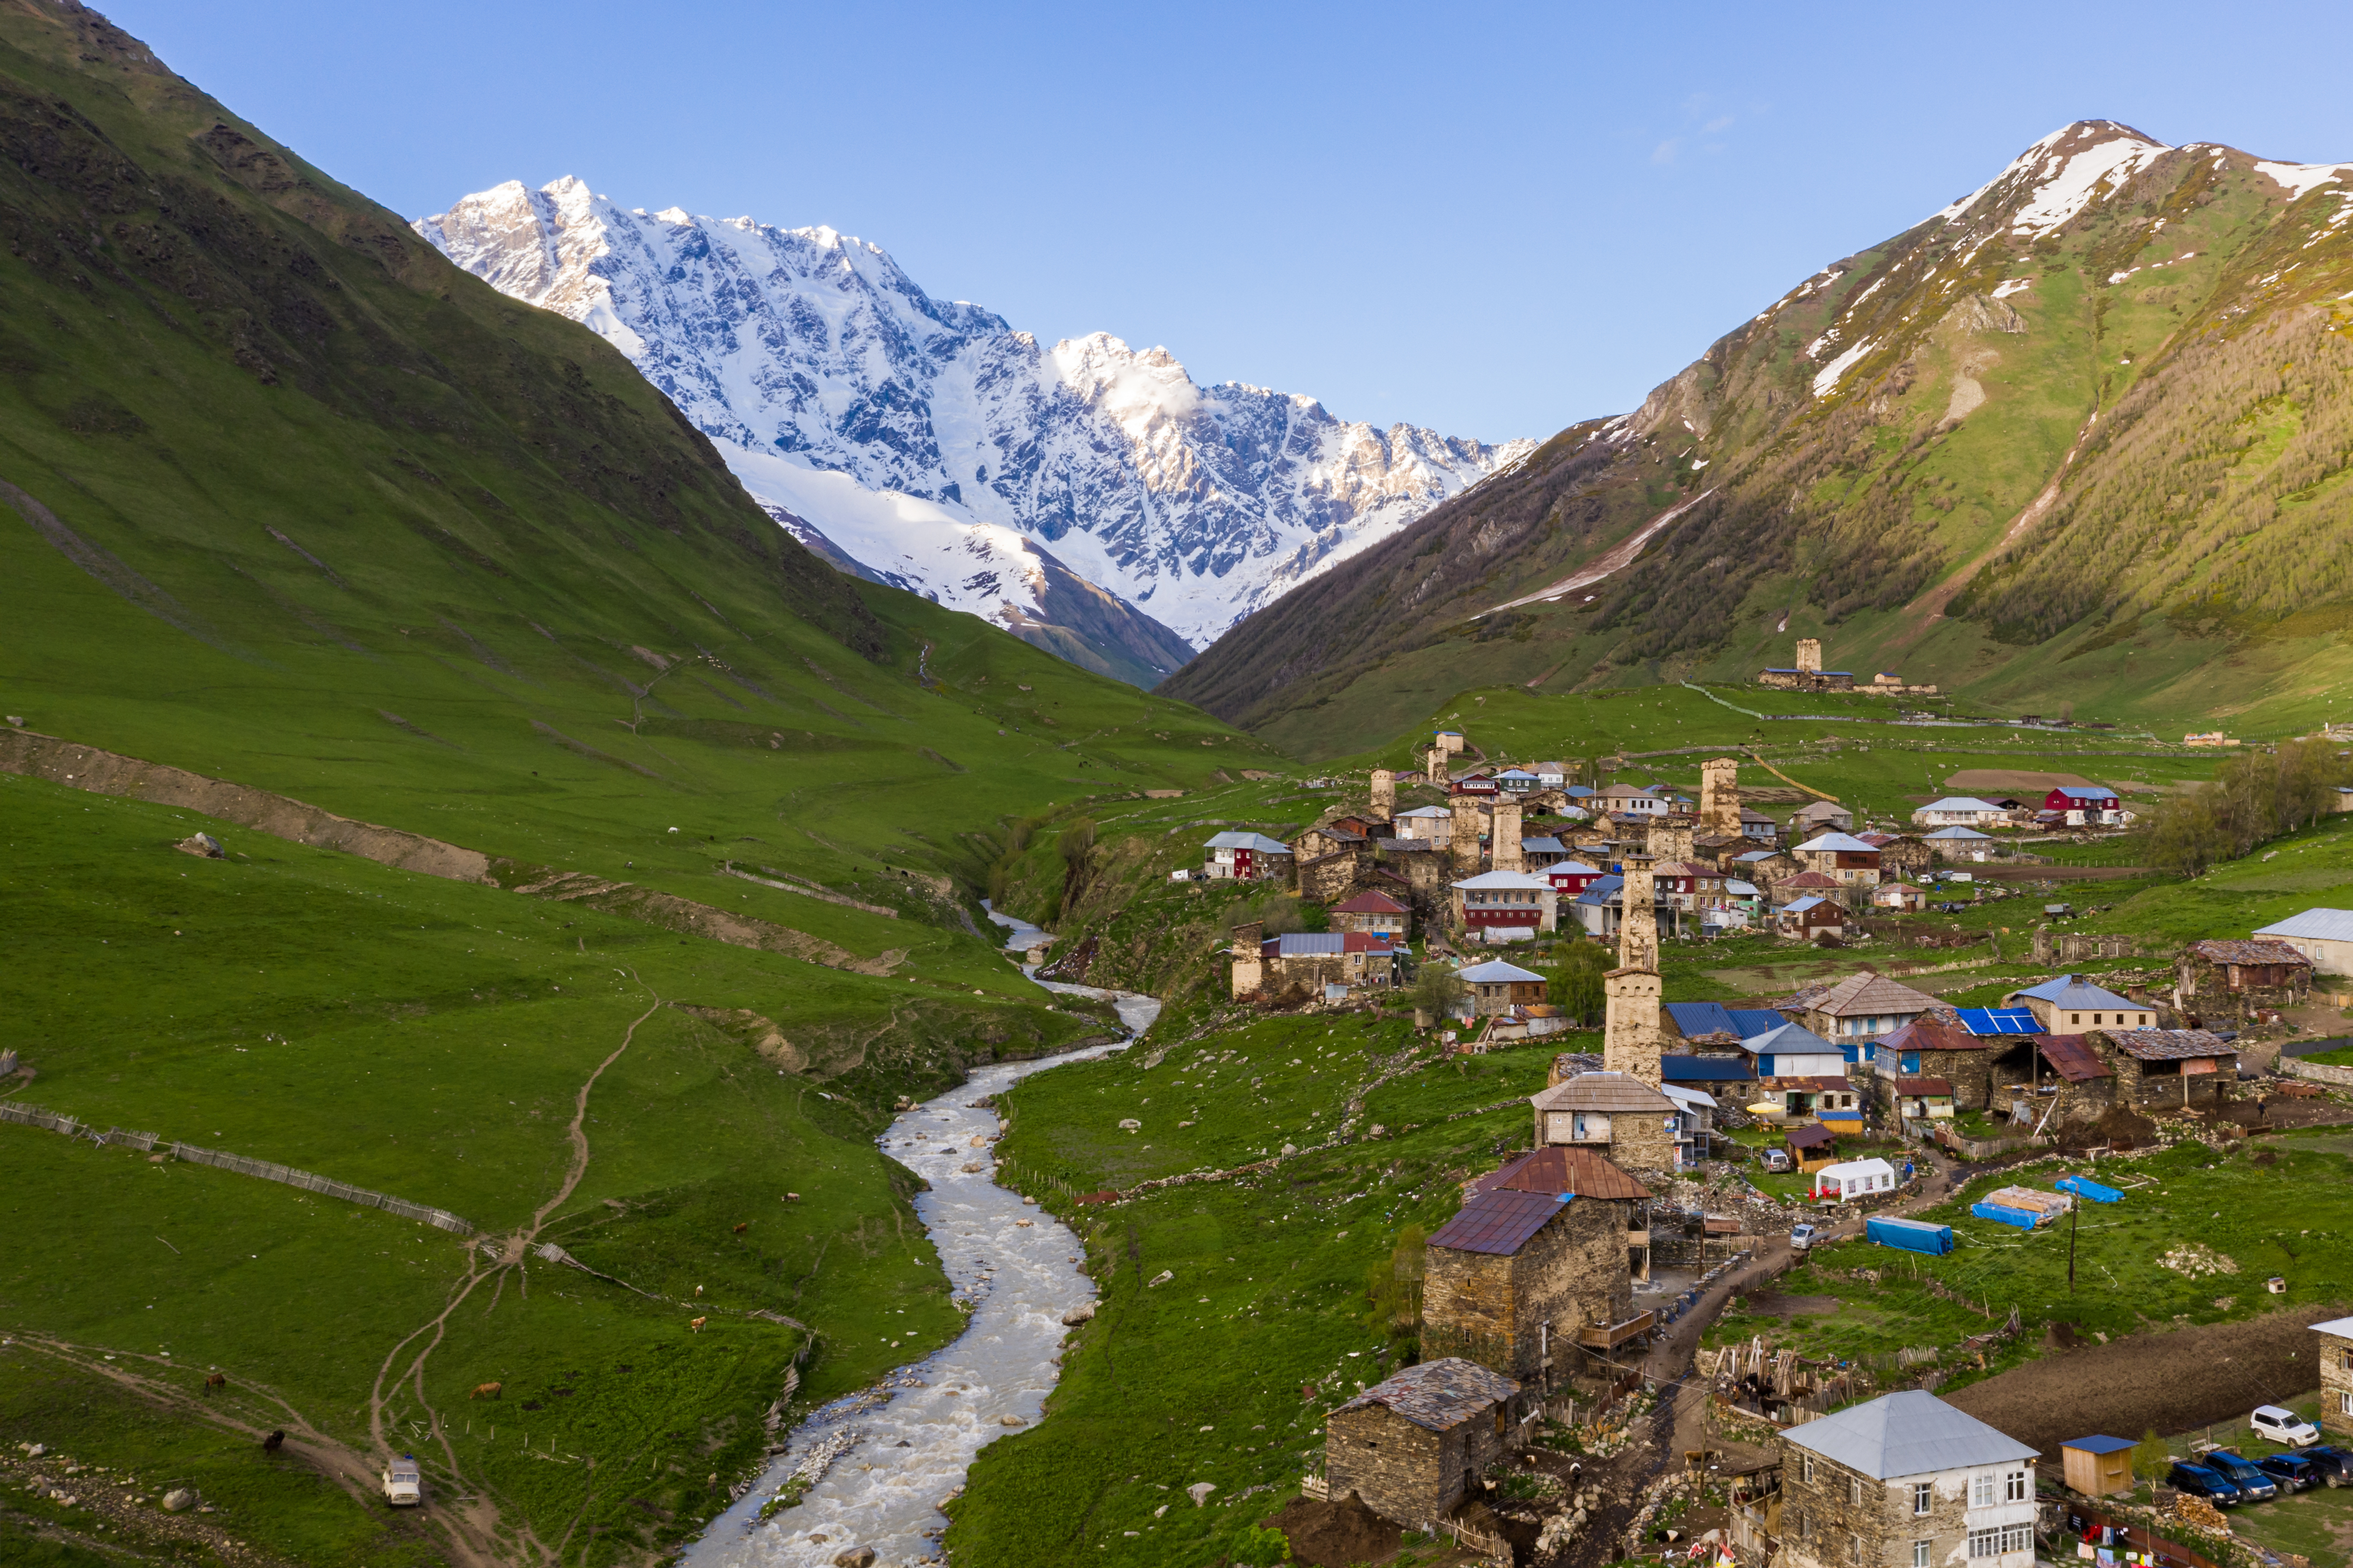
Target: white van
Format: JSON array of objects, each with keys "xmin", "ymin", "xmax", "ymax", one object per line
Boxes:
[
  {"xmin": 382, "ymin": 1456, "xmax": 422, "ymax": 1507},
  {"xmin": 2251, "ymin": 1406, "xmax": 2320, "ymax": 1448}
]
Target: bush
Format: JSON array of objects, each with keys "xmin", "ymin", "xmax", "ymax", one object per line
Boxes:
[
  {"xmin": 2143, "ymin": 740, "xmax": 2348, "ymax": 876},
  {"xmin": 1549, "ymin": 939, "xmax": 1612, "ymax": 1025}
]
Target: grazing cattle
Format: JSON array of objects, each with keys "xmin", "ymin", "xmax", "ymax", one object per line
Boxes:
[
  {"xmin": 689, "ymin": 1317, "xmax": 707, "ymax": 1333},
  {"xmin": 205, "ymin": 1373, "xmax": 226, "ymax": 1389},
  {"xmin": 262, "ymin": 1429, "xmax": 285, "ymax": 1452},
  {"xmin": 730, "ymin": 1222, "xmax": 747, "ymax": 1235},
  {"xmin": 470, "ymin": 1382, "xmax": 501, "ymax": 1400}
]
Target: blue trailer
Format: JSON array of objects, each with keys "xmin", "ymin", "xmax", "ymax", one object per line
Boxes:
[
  {"xmin": 2055, "ymin": 1174, "xmax": 2121, "ymax": 1204},
  {"xmin": 1866, "ymin": 1216, "xmax": 1954, "ymax": 1255}
]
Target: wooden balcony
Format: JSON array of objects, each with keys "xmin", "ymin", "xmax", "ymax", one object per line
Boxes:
[{"xmin": 1575, "ymin": 1310, "xmax": 1656, "ymax": 1350}]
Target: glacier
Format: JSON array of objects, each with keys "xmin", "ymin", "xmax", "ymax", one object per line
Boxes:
[{"xmin": 415, "ymin": 178, "xmax": 1532, "ymax": 672}]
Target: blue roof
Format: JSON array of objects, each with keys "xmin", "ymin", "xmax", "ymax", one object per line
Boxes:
[
  {"xmin": 1266, "ymin": 933, "xmax": 1345, "ymax": 956},
  {"xmin": 1663, "ymin": 1053, "xmax": 1753, "ymax": 1083},
  {"xmin": 2063, "ymin": 1436, "xmax": 2139, "ymax": 1455},
  {"xmin": 2013, "ymin": 973, "xmax": 2138, "ymax": 1012},
  {"xmin": 1664, "ymin": 1003, "xmax": 1789, "ymax": 1041},
  {"xmin": 2053, "ymin": 786, "xmax": 2116, "ymax": 801},
  {"xmin": 1955, "ymin": 1007, "xmax": 2039, "ymax": 1036},
  {"xmin": 1574, "ymin": 874, "xmax": 1623, "ymax": 907},
  {"xmin": 1564, "ymin": 785, "xmax": 1596, "ymax": 798},
  {"xmin": 1746, "ymin": 1020, "xmax": 1838, "ymax": 1057}
]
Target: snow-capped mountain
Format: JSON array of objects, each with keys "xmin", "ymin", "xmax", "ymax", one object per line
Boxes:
[{"xmin": 414, "ymin": 178, "xmax": 1531, "ymax": 680}]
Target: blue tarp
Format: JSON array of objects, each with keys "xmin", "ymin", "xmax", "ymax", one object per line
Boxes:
[
  {"xmin": 1867, "ymin": 1216, "xmax": 1955, "ymax": 1255},
  {"xmin": 2055, "ymin": 1174, "xmax": 2121, "ymax": 1204},
  {"xmin": 1971, "ymin": 1201, "xmax": 2045, "ymax": 1230}
]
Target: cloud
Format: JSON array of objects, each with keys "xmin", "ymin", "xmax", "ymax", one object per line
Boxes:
[{"xmin": 1652, "ymin": 138, "xmax": 1682, "ymax": 166}]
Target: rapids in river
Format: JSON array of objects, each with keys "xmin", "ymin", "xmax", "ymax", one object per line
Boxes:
[{"xmin": 688, "ymin": 906, "xmax": 1153, "ymax": 1568}]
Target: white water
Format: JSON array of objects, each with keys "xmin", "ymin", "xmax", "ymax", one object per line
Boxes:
[{"xmin": 688, "ymin": 907, "xmax": 1153, "ymax": 1568}]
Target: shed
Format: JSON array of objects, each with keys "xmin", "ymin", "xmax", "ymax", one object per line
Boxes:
[
  {"xmin": 1325, "ymin": 1358, "xmax": 1520, "ymax": 1528},
  {"xmin": 2060, "ymin": 1435, "xmax": 2137, "ymax": 1498}
]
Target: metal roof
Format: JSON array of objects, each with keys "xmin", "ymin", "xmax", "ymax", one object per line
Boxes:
[
  {"xmin": 1425, "ymin": 1188, "xmax": 1568, "ymax": 1255},
  {"xmin": 1332, "ymin": 890, "xmax": 1408, "ymax": 914},
  {"xmin": 1893, "ymin": 1077, "xmax": 1953, "ymax": 1095},
  {"xmin": 1924, "ymin": 826, "xmax": 1993, "ymax": 840},
  {"xmin": 2063, "ymin": 1436, "xmax": 2139, "ymax": 1455},
  {"xmin": 2052, "ymin": 786, "xmax": 2117, "ymax": 801},
  {"xmin": 1205, "ymin": 830, "xmax": 1292, "ymax": 852},
  {"xmin": 1664, "ymin": 1003, "xmax": 1787, "ymax": 1041},
  {"xmin": 1783, "ymin": 895, "xmax": 1830, "ymax": 912},
  {"xmin": 1530, "ymin": 1072, "xmax": 1679, "ymax": 1114},
  {"xmin": 1917, "ymin": 797, "xmax": 2003, "ymax": 813},
  {"xmin": 2254, "ymin": 908, "xmax": 2353, "ymax": 943},
  {"xmin": 1954, "ymin": 1007, "xmax": 2040, "ymax": 1037},
  {"xmin": 1395, "ymin": 805, "xmax": 1452, "ymax": 819},
  {"xmin": 1265, "ymin": 933, "xmax": 1345, "ymax": 956},
  {"xmin": 1780, "ymin": 1389, "xmax": 2038, "ymax": 1479},
  {"xmin": 1663, "ymin": 1053, "xmax": 1754, "ymax": 1083},
  {"xmin": 1458, "ymin": 959, "xmax": 1544, "ymax": 984},
  {"xmin": 1468, "ymin": 1145, "xmax": 1651, "ymax": 1202},
  {"xmin": 1334, "ymin": 1357, "xmax": 1518, "ymax": 1431},
  {"xmin": 2013, "ymin": 974, "xmax": 2140, "ymax": 1012},
  {"xmin": 2036, "ymin": 1035, "xmax": 2112, "ymax": 1081},
  {"xmin": 1664, "ymin": 1084, "xmax": 1718, "ymax": 1109},
  {"xmin": 1522, "ymin": 836, "xmax": 1568, "ymax": 852},
  {"xmin": 1794, "ymin": 831, "xmax": 1879, "ymax": 854},
  {"xmin": 2311, "ymin": 1317, "xmax": 2353, "ymax": 1340},
  {"xmin": 1451, "ymin": 869, "xmax": 1553, "ymax": 890},
  {"xmin": 1784, "ymin": 1123, "xmax": 1837, "ymax": 1149},
  {"xmin": 1744, "ymin": 1020, "xmax": 1839, "ymax": 1057}
]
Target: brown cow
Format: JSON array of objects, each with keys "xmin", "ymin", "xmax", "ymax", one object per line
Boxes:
[
  {"xmin": 470, "ymin": 1382, "xmax": 501, "ymax": 1400},
  {"xmin": 731, "ymin": 1222, "xmax": 747, "ymax": 1235},
  {"xmin": 205, "ymin": 1372, "xmax": 226, "ymax": 1389},
  {"xmin": 689, "ymin": 1317, "xmax": 707, "ymax": 1333},
  {"xmin": 262, "ymin": 1429, "xmax": 285, "ymax": 1452}
]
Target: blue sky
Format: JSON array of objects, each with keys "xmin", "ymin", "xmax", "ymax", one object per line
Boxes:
[{"xmin": 107, "ymin": 0, "xmax": 2353, "ymax": 443}]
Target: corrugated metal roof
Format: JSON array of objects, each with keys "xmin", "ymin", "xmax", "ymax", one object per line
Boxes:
[
  {"xmin": 2310, "ymin": 1316, "xmax": 2353, "ymax": 1340},
  {"xmin": 1781, "ymin": 1390, "xmax": 2037, "ymax": 1479},
  {"xmin": 1745, "ymin": 1020, "xmax": 1838, "ymax": 1057},
  {"xmin": 2257, "ymin": 909, "xmax": 2353, "ymax": 943},
  {"xmin": 1459, "ymin": 959, "xmax": 1543, "ymax": 984},
  {"xmin": 1894, "ymin": 1077, "xmax": 1954, "ymax": 1095},
  {"xmin": 1785, "ymin": 1123, "xmax": 1836, "ymax": 1149},
  {"xmin": 1205, "ymin": 830, "xmax": 1292, "ymax": 852},
  {"xmin": 1332, "ymin": 890, "xmax": 1408, "ymax": 913},
  {"xmin": 1468, "ymin": 1146, "xmax": 1651, "ymax": 1202},
  {"xmin": 2036, "ymin": 1035, "xmax": 2111, "ymax": 1081},
  {"xmin": 1425, "ymin": 1188, "xmax": 1567, "ymax": 1255},
  {"xmin": 2064, "ymin": 1436, "xmax": 2139, "ymax": 1455},
  {"xmin": 1396, "ymin": 805, "xmax": 1452, "ymax": 819},
  {"xmin": 1452, "ymin": 869, "xmax": 1553, "ymax": 889},
  {"xmin": 1794, "ymin": 831, "xmax": 1879, "ymax": 853},
  {"xmin": 1664, "ymin": 1053, "xmax": 1754, "ymax": 1083},
  {"xmin": 1334, "ymin": 1357, "xmax": 1519, "ymax": 1431},
  {"xmin": 1918, "ymin": 797, "xmax": 2003, "ymax": 813},
  {"xmin": 2014, "ymin": 974, "xmax": 2139, "ymax": 1012},
  {"xmin": 1265, "ymin": 933, "xmax": 1345, "ymax": 956}
]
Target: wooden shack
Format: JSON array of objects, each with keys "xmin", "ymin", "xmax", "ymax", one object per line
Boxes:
[
  {"xmin": 2060, "ymin": 1435, "xmax": 2136, "ymax": 1497},
  {"xmin": 1324, "ymin": 1358, "xmax": 1519, "ymax": 1529}
]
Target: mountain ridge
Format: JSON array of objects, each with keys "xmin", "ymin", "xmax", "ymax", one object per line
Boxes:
[
  {"xmin": 416, "ymin": 176, "xmax": 1534, "ymax": 682},
  {"xmin": 1161, "ymin": 120, "xmax": 2353, "ymax": 755}
]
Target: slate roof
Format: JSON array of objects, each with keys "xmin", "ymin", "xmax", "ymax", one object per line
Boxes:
[
  {"xmin": 1332, "ymin": 890, "xmax": 1408, "ymax": 915},
  {"xmin": 1529, "ymin": 1072, "xmax": 1678, "ymax": 1113},
  {"xmin": 2256, "ymin": 909, "xmax": 2353, "ymax": 943},
  {"xmin": 1459, "ymin": 959, "xmax": 1544, "ymax": 984},
  {"xmin": 2035, "ymin": 1035, "xmax": 2111, "ymax": 1081},
  {"xmin": 1780, "ymin": 1390, "xmax": 2036, "ymax": 1479},
  {"xmin": 2013, "ymin": 974, "xmax": 2140, "ymax": 1012},
  {"xmin": 1468, "ymin": 1145, "xmax": 1651, "ymax": 1202},
  {"xmin": 1809, "ymin": 970, "xmax": 1943, "ymax": 1019},
  {"xmin": 1335, "ymin": 1357, "xmax": 1520, "ymax": 1432},
  {"xmin": 1425, "ymin": 1188, "xmax": 1568, "ymax": 1257},
  {"xmin": 2185, "ymin": 939, "xmax": 2310, "ymax": 966},
  {"xmin": 2103, "ymin": 1028, "xmax": 2236, "ymax": 1061}
]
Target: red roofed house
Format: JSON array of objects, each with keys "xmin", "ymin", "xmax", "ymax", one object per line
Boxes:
[{"xmin": 1332, "ymin": 889, "xmax": 1411, "ymax": 938}]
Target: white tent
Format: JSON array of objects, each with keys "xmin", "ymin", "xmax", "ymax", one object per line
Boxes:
[{"xmin": 1811, "ymin": 1157, "xmax": 1897, "ymax": 1202}]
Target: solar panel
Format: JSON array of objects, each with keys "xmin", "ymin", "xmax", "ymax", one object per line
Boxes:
[{"xmin": 1955, "ymin": 1007, "xmax": 2038, "ymax": 1036}]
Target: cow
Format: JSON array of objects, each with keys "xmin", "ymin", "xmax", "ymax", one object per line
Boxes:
[
  {"xmin": 262, "ymin": 1429, "xmax": 285, "ymax": 1452},
  {"xmin": 730, "ymin": 1222, "xmax": 747, "ymax": 1235},
  {"xmin": 689, "ymin": 1317, "xmax": 707, "ymax": 1333},
  {"xmin": 205, "ymin": 1373, "xmax": 226, "ymax": 1389},
  {"xmin": 470, "ymin": 1382, "xmax": 501, "ymax": 1400}
]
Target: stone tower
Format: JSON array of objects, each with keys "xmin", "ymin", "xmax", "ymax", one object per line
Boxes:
[
  {"xmin": 1426, "ymin": 746, "xmax": 1449, "ymax": 785},
  {"xmin": 1618, "ymin": 852, "xmax": 1659, "ymax": 974},
  {"xmin": 1603, "ymin": 968, "xmax": 1665, "ymax": 1088},
  {"xmin": 1645, "ymin": 819, "xmax": 1692, "ymax": 865},
  {"xmin": 1796, "ymin": 638, "xmax": 1823, "ymax": 675},
  {"xmin": 1450, "ymin": 795, "xmax": 1488, "ymax": 872},
  {"xmin": 1491, "ymin": 795, "xmax": 1524, "ymax": 873},
  {"xmin": 1699, "ymin": 756, "xmax": 1741, "ymax": 836},
  {"xmin": 1370, "ymin": 769, "xmax": 1396, "ymax": 823}
]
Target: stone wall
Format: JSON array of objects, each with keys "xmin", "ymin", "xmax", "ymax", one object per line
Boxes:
[
  {"xmin": 1779, "ymin": 1443, "xmax": 2032, "ymax": 1568},
  {"xmin": 1423, "ymin": 1199, "xmax": 1632, "ymax": 1381},
  {"xmin": 2283, "ymin": 1056, "xmax": 2353, "ymax": 1089},
  {"xmin": 2320, "ymin": 1329, "xmax": 2353, "ymax": 1439},
  {"xmin": 1326, "ymin": 1404, "xmax": 1486, "ymax": 1529}
]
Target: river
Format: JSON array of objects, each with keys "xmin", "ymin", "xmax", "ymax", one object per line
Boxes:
[{"xmin": 686, "ymin": 906, "xmax": 1154, "ymax": 1568}]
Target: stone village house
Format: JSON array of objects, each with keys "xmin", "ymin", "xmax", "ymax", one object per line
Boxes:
[
  {"xmin": 2315, "ymin": 1314, "xmax": 2353, "ymax": 1439},
  {"xmin": 1323, "ymin": 1359, "xmax": 1519, "ymax": 1531},
  {"xmin": 2174, "ymin": 938, "xmax": 2312, "ymax": 1024},
  {"xmin": 1776, "ymin": 1390, "xmax": 2038, "ymax": 1568}
]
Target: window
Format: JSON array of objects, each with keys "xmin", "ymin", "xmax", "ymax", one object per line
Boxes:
[
  {"xmin": 1913, "ymin": 1483, "xmax": 1933, "ymax": 1516},
  {"xmin": 1852, "ymin": 1534, "xmax": 1864, "ymax": 1564},
  {"xmin": 1801, "ymin": 1512, "xmax": 1812, "ymax": 1541},
  {"xmin": 2004, "ymin": 1470, "xmax": 2028, "ymax": 1503},
  {"xmin": 1915, "ymin": 1544, "xmax": 1931, "ymax": 1568},
  {"xmin": 1970, "ymin": 1473, "xmax": 1994, "ymax": 1507},
  {"xmin": 2070, "ymin": 1014, "xmax": 2081, "ymax": 1026},
  {"xmin": 1849, "ymin": 1479, "xmax": 1864, "ymax": 1506},
  {"xmin": 1803, "ymin": 1457, "xmax": 1816, "ymax": 1485}
]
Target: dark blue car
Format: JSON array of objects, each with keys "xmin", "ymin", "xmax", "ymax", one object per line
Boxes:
[
  {"xmin": 2302, "ymin": 1445, "xmax": 2353, "ymax": 1483},
  {"xmin": 2168, "ymin": 1462, "xmax": 2244, "ymax": 1505},
  {"xmin": 2255, "ymin": 1453, "xmax": 2320, "ymax": 1492},
  {"xmin": 2200, "ymin": 1452, "xmax": 2277, "ymax": 1501}
]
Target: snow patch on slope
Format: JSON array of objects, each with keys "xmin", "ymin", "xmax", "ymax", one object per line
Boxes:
[
  {"xmin": 1812, "ymin": 338, "xmax": 1876, "ymax": 399},
  {"xmin": 2255, "ymin": 160, "xmax": 2352, "ymax": 199}
]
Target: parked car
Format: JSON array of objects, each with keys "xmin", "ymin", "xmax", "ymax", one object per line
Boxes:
[
  {"xmin": 2254, "ymin": 1453, "xmax": 2321, "ymax": 1492},
  {"xmin": 2251, "ymin": 1405, "xmax": 2321, "ymax": 1447},
  {"xmin": 1789, "ymin": 1223, "xmax": 1819, "ymax": 1251},
  {"xmin": 2167, "ymin": 1462, "xmax": 2244, "ymax": 1505},
  {"xmin": 2200, "ymin": 1451, "xmax": 2277, "ymax": 1501},
  {"xmin": 2300, "ymin": 1445, "xmax": 2353, "ymax": 1484},
  {"xmin": 1760, "ymin": 1148, "xmax": 1792, "ymax": 1172},
  {"xmin": 381, "ymin": 1456, "xmax": 422, "ymax": 1507}
]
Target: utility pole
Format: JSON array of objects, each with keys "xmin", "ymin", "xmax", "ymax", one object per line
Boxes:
[{"xmin": 2067, "ymin": 1196, "xmax": 2079, "ymax": 1292}]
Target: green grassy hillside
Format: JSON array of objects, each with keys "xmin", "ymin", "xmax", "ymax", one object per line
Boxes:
[{"xmin": 1166, "ymin": 122, "xmax": 2353, "ymax": 755}]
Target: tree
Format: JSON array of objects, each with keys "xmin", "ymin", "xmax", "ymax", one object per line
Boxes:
[
  {"xmin": 1410, "ymin": 960, "xmax": 1467, "ymax": 1018},
  {"xmin": 2145, "ymin": 739, "xmax": 2350, "ymax": 876},
  {"xmin": 1550, "ymin": 939, "xmax": 1613, "ymax": 1026}
]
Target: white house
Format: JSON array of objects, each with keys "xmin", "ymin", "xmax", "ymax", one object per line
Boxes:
[
  {"xmin": 1393, "ymin": 805, "xmax": 1454, "ymax": 848},
  {"xmin": 1591, "ymin": 784, "xmax": 1667, "ymax": 817},
  {"xmin": 1451, "ymin": 869, "xmax": 1558, "ymax": 941},
  {"xmin": 1535, "ymin": 761, "xmax": 1569, "ymax": 788},
  {"xmin": 1777, "ymin": 1391, "xmax": 2038, "ymax": 1568},
  {"xmin": 1911, "ymin": 797, "xmax": 2007, "ymax": 829},
  {"xmin": 2254, "ymin": 908, "xmax": 2353, "ymax": 977},
  {"xmin": 1811, "ymin": 1157, "xmax": 1897, "ymax": 1201}
]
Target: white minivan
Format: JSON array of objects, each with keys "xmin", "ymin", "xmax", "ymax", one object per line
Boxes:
[{"xmin": 2251, "ymin": 1406, "xmax": 2321, "ymax": 1448}]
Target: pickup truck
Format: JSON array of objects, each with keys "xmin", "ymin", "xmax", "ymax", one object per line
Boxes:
[
  {"xmin": 2166, "ymin": 1462, "xmax": 2244, "ymax": 1506},
  {"xmin": 382, "ymin": 1456, "xmax": 422, "ymax": 1508},
  {"xmin": 2200, "ymin": 1451, "xmax": 2277, "ymax": 1501},
  {"xmin": 1789, "ymin": 1223, "xmax": 1820, "ymax": 1251}
]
